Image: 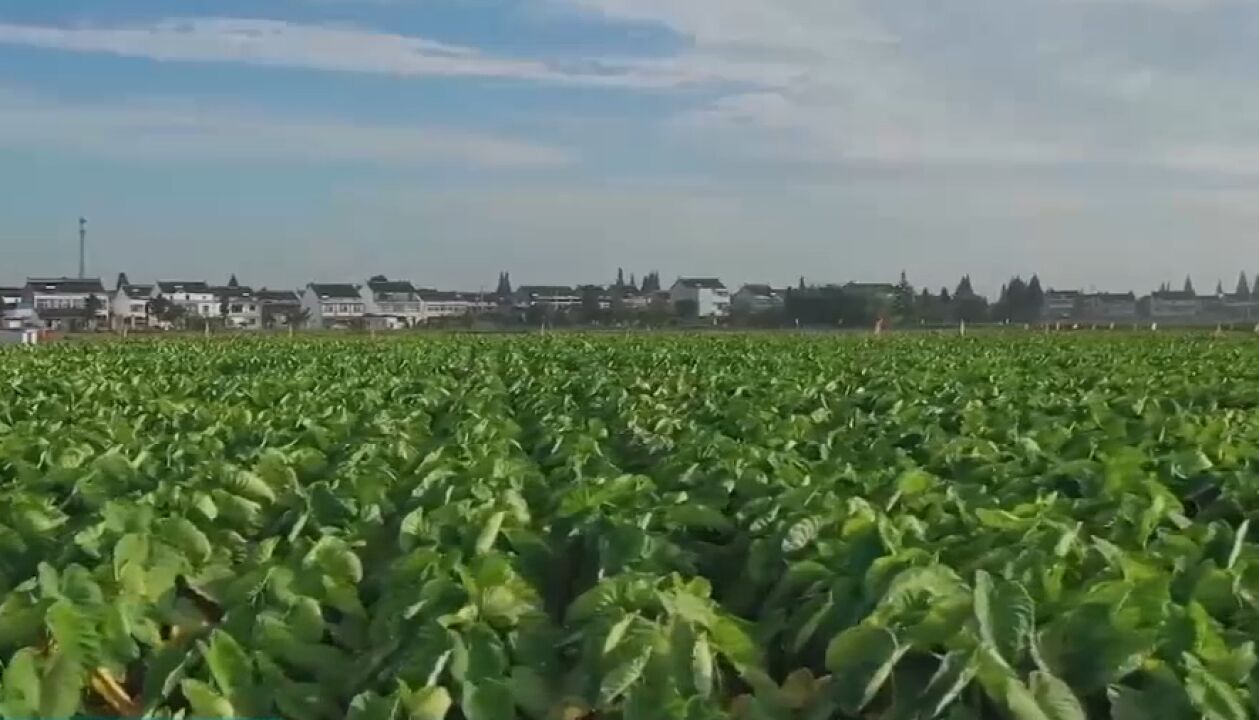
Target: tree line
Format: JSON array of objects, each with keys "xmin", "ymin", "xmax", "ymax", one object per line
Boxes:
[{"xmin": 761, "ymin": 273, "xmax": 1044, "ymax": 328}]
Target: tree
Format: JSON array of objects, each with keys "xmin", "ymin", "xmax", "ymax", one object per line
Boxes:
[
  {"xmin": 784, "ymin": 285, "xmax": 876, "ymax": 328},
  {"xmin": 579, "ymin": 285, "xmax": 604, "ymax": 324},
  {"xmin": 955, "ymin": 293, "xmax": 989, "ymax": 324},
  {"xmin": 628, "ymin": 273, "xmax": 638, "ymax": 292},
  {"xmin": 1026, "ymin": 275, "xmax": 1045, "ymax": 319},
  {"xmin": 615, "ymin": 268, "xmax": 626, "ymax": 289},
  {"xmin": 284, "ymin": 307, "xmax": 311, "ymax": 332},
  {"xmin": 149, "ymin": 296, "xmax": 185, "ymax": 329},
  {"xmin": 495, "ymin": 272, "xmax": 513, "ymax": 297},
  {"xmin": 993, "ymin": 275, "xmax": 1032, "ymax": 322},
  {"xmin": 917, "ymin": 288, "xmax": 947, "ymax": 324},
  {"xmin": 675, "ymin": 298, "xmax": 699, "ymax": 319},
  {"xmin": 1183, "ymin": 276, "xmax": 1196, "ymax": 296},
  {"xmin": 115, "ymin": 273, "xmax": 130, "ymax": 290},
  {"xmin": 893, "ymin": 270, "xmax": 915, "ymax": 323},
  {"xmin": 1236, "ymin": 272, "xmax": 1251, "ymax": 299},
  {"xmin": 955, "ymin": 275, "xmax": 975, "ymax": 298},
  {"xmin": 228, "ymin": 274, "xmax": 240, "ymax": 288},
  {"xmin": 641, "ymin": 272, "xmax": 661, "ymax": 294},
  {"xmin": 83, "ymin": 294, "xmax": 103, "ymax": 330},
  {"xmin": 798, "ymin": 276, "xmax": 807, "ymax": 291},
  {"xmin": 1216, "ymin": 280, "xmax": 1226, "ymax": 297}
]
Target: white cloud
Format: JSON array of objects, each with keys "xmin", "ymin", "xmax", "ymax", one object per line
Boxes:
[
  {"xmin": 0, "ymin": 17, "xmax": 788, "ymax": 90},
  {"xmin": 6, "ymin": 3, "xmax": 1259, "ymax": 178},
  {"xmin": 555, "ymin": 0, "xmax": 1259, "ymax": 176},
  {"xmin": 0, "ymin": 88, "xmax": 574, "ymax": 167}
]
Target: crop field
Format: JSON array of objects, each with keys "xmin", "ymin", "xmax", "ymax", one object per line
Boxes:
[{"xmin": 2, "ymin": 334, "xmax": 1259, "ymax": 719}]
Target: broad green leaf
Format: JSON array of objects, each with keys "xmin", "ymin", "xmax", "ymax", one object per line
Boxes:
[
  {"xmin": 181, "ymin": 678, "xmax": 237, "ymax": 718},
  {"xmin": 599, "ymin": 636, "xmax": 653, "ymax": 706},
  {"xmin": 507, "ymin": 666, "xmax": 551, "ymax": 720},
  {"xmin": 141, "ymin": 640, "xmax": 196, "ymax": 714},
  {"xmin": 475, "ymin": 511, "xmax": 506, "ymax": 555},
  {"xmin": 348, "ymin": 690, "xmax": 401, "ymax": 720},
  {"xmin": 604, "ymin": 613, "xmax": 636, "ymax": 656},
  {"xmin": 274, "ymin": 679, "xmax": 342, "ymax": 720},
  {"xmin": 692, "ymin": 632, "xmax": 714, "ymax": 699},
  {"xmin": 1184, "ymin": 654, "xmax": 1248, "ymax": 720},
  {"xmin": 973, "ymin": 570, "xmax": 1034, "ymax": 667},
  {"xmin": 204, "ymin": 630, "xmax": 253, "ymax": 700},
  {"xmin": 114, "ymin": 532, "xmax": 150, "ymax": 580},
  {"xmin": 1226, "ymin": 519, "xmax": 1249, "ymax": 571},
  {"xmin": 782, "ymin": 518, "xmax": 820, "ymax": 553},
  {"xmin": 2, "ymin": 648, "xmax": 42, "ymax": 712},
  {"xmin": 306, "ymin": 536, "xmax": 364, "ymax": 585},
  {"xmin": 914, "ymin": 650, "xmax": 977, "ymax": 719},
  {"xmin": 896, "ymin": 468, "xmax": 938, "ymax": 497},
  {"xmin": 463, "ymin": 679, "xmax": 517, "ymax": 720},
  {"xmin": 159, "ymin": 517, "xmax": 213, "ymax": 565},
  {"xmin": 824, "ymin": 623, "xmax": 907, "ymax": 714},
  {"xmin": 402, "ymin": 685, "xmax": 453, "ymax": 720},
  {"xmin": 38, "ymin": 650, "xmax": 84, "ymax": 719},
  {"xmin": 229, "ymin": 469, "xmax": 278, "ymax": 503},
  {"xmin": 1029, "ymin": 671, "xmax": 1086, "ymax": 720}
]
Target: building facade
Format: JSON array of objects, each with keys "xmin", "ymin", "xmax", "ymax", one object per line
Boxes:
[
  {"xmin": 1079, "ymin": 292, "xmax": 1137, "ymax": 322},
  {"xmin": 1147, "ymin": 291, "xmax": 1202, "ymax": 321},
  {"xmin": 154, "ymin": 281, "xmax": 218, "ymax": 320},
  {"xmin": 361, "ymin": 277, "xmax": 423, "ymax": 328},
  {"xmin": 513, "ymin": 286, "xmax": 581, "ymax": 310},
  {"xmin": 110, "ymin": 282, "xmax": 155, "ymax": 330},
  {"xmin": 301, "ymin": 283, "xmax": 365, "ymax": 329},
  {"xmin": 257, "ymin": 290, "xmax": 302, "ymax": 328},
  {"xmin": 23, "ymin": 277, "xmax": 108, "ymax": 330},
  {"xmin": 1043, "ymin": 291, "xmax": 1081, "ymax": 320},
  {"xmin": 214, "ymin": 285, "xmax": 262, "ymax": 329},
  {"xmin": 670, "ymin": 278, "xmax": 730, "ymax": 317},
  {"xmin": 733, "ymin": 284, "xmax": 785, "ymax": 313}
]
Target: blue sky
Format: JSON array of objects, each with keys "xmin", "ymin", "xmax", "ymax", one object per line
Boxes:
[{"xmin": 2, "ymin": 0, "xmax": 1259, "ymax": 293}]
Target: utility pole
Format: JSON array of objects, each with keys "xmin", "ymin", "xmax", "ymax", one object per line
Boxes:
[{"xmin": 78, "ymin": 217, "xmax": 86, "ymax": 279}]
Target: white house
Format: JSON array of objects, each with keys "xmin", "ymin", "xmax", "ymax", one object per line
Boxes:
[
  {"xmin": 110, "ymin": 280, "xmax": 155, "ymax": 330},
  {"xmin": 1148, "ymin": 290, "xmax": 1202, "ymax": 321},
  {"xmin": 23, "ymin": 277, "xmax": 109, "ymax": 330},
  {"xmin": 214, "ymin": 285, "xmax": 262, "ymax": 330},
  {"xmin": 301, "ymin": 283, "xmax": 365, "ymax": 329},
  {"xmin": 670, "ymin": 278, "xmax": 730, "ymax": 317},
  {"xmin": 416, "ymin": 290, "xmax": 476, "ymax": 321},
  {"xmin": 0, "ymin": 287, "xmax": 23, "ymax": 330},
  {"xmin": 154, "ymin": 281, "xmax": 218, "ymax": 319},
  {"xmin": 1079, "ymin": 292, "xmax": 1137, "ymax": 322},
  {"xmin": 257, "ymin": 290, "xmax": 302, "ymax": 328},
  {"xmin": 361, "ymin": 277, "xmax": 423, "ymax": 329},
  {"xmin": 1043, "ymin": 291, "xmax": 1081, "ymax": 320},
  {"xmin": 732, "ymin": 284, "xmax": 785, "ymax": 313},
  {"xmin": 513, "ymin": 286, "xmax": 581, "ymax": 310}
]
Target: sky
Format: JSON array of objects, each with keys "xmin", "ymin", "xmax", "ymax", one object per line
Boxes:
[{"xmin": 2, "ymin": 0, "xmax": 1259, "ymax": 295}]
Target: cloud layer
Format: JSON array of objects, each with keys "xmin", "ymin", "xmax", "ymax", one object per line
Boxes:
[
  {"xmin": 5, "ymin": 2, "xmax": 1259, "ymax": 175},
  {"xmin": 0, "ymin": 88, "xmax": 573, "ymax": 167},
  {"xmin": 0, "ymin": 17, "xmax": 791, "ymax": 90}
]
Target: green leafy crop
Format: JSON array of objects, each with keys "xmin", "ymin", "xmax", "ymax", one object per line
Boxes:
[{"xmin": 1, "ymin": 333, "xmax": 1258, "ymax": 719}]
